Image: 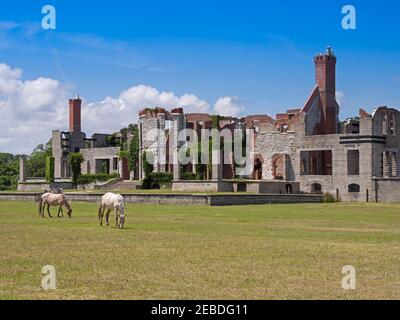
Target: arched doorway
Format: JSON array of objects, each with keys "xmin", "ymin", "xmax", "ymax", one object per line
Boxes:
[
  {"xmin": 253, "ymin": 158, "xmax": 263, "ymax": 180},
  {"xmin": 311, "ymin": 183, "xmax": 322, "ymax": 193},
  {"xmin": 272, "ymin": 154, "xmax": 286, "ymax": 180}
]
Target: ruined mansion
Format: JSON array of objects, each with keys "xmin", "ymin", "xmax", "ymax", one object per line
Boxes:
[
  {"xmin": 26, "ymin": 47, "xmax": 400, "ymax": 202},
  {"xmin": 138, "ymin": 48, "xmax": 400, "ymax": 202}
]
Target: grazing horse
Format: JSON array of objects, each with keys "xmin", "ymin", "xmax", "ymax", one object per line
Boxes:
[
  {"xmin": 98, "ymin": 192, "xmax": 125, "ymax": 229},
  {"xmin": 38, "ymin": 193, "xmax": 72, "ymax": 218}
]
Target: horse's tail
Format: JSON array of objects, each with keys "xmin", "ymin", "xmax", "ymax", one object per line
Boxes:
[
  {"xmin": 98, "ymin": 203, "xmax": 103, "ymax": 220},
  {"xmin": 38, "ymin": 196, "xmax": 43, "ymax": 216}
]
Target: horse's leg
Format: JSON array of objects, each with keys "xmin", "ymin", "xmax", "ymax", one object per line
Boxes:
[
  {"xmin": 100, "ymin": 206, "xmax": 105, "ymax": 226},
  {"xmin": 106, "ymin": 209, "xmax": 111, "ymax": 226},
  {"xmin": 115, "ymin": 209, "xmax": 119, "ymax": 228},
  {"xmin": 41, "ymin": 201, "xmax": 45, "ymax": 218},
  {"xmin": 57, "ymin": 206, "xmax": 62, "ymax": 218},
  {"xmin": 47, "ymin": 204, "xmax": 52, "ymax": 218}
]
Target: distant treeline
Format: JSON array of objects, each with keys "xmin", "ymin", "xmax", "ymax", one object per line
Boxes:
[{"xmin": 0, "ymin": 140, "xmax": 52, "ymax": 191}]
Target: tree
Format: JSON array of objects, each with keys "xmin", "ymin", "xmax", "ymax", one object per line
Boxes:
[
  {"xmin": 45, "ymin": 156, "xmax": 55, "ymax": 183},
  {"xmin": 0, "ymin": 153, "xmax": 20, "ymax": 191},
  {"xmin": 27, "ymin": 140, "xmax": 52, "ymax": 177},
  {"xmin": 68, "ymin": 152, "xmax": 84, "ymax": 187}
]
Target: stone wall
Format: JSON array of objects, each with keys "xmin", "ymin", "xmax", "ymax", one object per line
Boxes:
[
  {"xmin": 374, "ymin": 178, "xmax": 400, "ymax": 202},
  {"xmin": 172, "ymin": 181, "xmax": 233, "ymax": 192},
  {"xmin": 255, "ymin": 132, "xmax": 296, "ymax": 180},
  {"xmin": 0, "ymin": 192, "xmax": 323, "ymax": 206},
  {"xmin": 80, "ymin": 147, "xmax": 120, "ymax": 175},
  {"xmin": 17, "ymin": 181, "xmax": 74, "ymax": 192}
]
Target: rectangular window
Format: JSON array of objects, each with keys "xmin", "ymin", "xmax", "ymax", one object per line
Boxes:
[
  {"xmin": 300, "ymin": 150, "xmax": 333, "ymax": 176},
  {"xmin": 113, "ymin": 158, "xmax": 118, "ymax": 171},
  {"xmin": 347, "ymin": 150, "xmax": 360, "ymax": 176}
]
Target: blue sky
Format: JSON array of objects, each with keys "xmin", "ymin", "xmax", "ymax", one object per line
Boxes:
[{"xmin": 1, "ymin": 0, "xmax": 400, "ymax": 153}]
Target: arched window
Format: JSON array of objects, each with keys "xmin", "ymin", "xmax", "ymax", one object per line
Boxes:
[
  {"xmin": 348, "ymin": 184, "xmax": 360, "ymax": 193},
  {"xmin": 311, "ymin": 183, "xmax": 322, "ymax": 193},
  {"xmin": 237, "ymin": 182, "xmax": 247, "ymax": 192}
]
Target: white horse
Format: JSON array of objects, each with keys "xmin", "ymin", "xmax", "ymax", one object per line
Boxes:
[{"xmin": 98, "ymin": 193, "xmax": 126, "ymax": 229}]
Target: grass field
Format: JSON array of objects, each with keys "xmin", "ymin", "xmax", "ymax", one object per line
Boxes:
[{"xmin": 0, "ymin": 201, "xmax": 399, "ymax": 300}]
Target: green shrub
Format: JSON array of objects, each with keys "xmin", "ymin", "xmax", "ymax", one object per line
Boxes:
[
  {"xmin": 77, "ymin": 173, "xmax": 118, "ymax": 185},
  {"xmin": 142, "ymin": 172, "xmax": 173, "ymax": 189},
  {"xmin": 68, "ymin": 152, "xmax": 84, "ymax": 187},
  {"xmin": 181, "ymin": 172, "xmax": 197, "ymax": 181},
  {"xmin": 322, "ymin": 192, "xmax": 337, "ymax": 203},
  {"xmin": 45, "ymin": 156, "xmax": 55, "ymax": 183},
  {"xmin": 118, "ymin": 151, "xmax": 129, "ymax": 160}
]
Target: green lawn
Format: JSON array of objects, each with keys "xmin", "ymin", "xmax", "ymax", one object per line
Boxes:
[{"xmin": 0, "ymin": 201, "xmax": 399, "ymax": 300}]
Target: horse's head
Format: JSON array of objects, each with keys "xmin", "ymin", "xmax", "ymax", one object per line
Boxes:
[
  {"xmin": 119, "ymin": 214, "xmax": 125, "ymax": 229},
  {"xmin": 119, "ymin": 205, "xmax": 125, "ymax": 229},
  {"xmin": 66, "ymin": 203, "xmax": 72, "ymax": 218}
]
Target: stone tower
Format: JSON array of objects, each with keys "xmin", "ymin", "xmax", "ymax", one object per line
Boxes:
[{"xmin": 314, "ymin": 47, "xmax": 339, "ymax": 134}]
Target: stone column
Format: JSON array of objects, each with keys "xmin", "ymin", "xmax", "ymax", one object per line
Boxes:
[
  {"xmin": 138, "ymin": 122, "xmax": 144, "ymax": 180},
  {"xmin": 173, "ymin": 149, "xmax": 180, "ymax": 181},
  {"xmin": 118, "ymin": 159, "xmax": 123, "ymax": 178},
  {"xmin": 19, "ymin": 157, "xmax": 27, "ymax": 182},
  {"xmin": 212, "ymin": 149, "xmax": 222, "ymax": 181},
  {"xmin": 172, "ymin": 121, "xmax": 181, "ymax": 181}
]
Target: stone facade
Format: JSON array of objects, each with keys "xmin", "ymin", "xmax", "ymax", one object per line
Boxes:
[{"xmin": 138, "ymin": 47, "xmax": 400, "ymax": 202}]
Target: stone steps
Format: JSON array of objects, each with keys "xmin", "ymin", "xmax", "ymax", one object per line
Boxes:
[{"xmin": 108, "ymin": 180, "xmax": 137, "ymax": 190}]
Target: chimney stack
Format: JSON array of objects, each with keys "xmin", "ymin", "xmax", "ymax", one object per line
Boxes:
[
  {"xmin": 314, "ymin": 47, "xmax": 339, "ymax": 134},
  {"xmin": 69, "ymin": 96, "xmax": 82, "ymax": 133}
]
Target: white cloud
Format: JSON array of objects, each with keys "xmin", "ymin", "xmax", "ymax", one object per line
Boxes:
[
  {"xmin": 0, "ymin": 21, "xmax": 18, "ymax": 31},
  {"xmin": 0, "ymin": 63, "xmax": 239, "ymax": 154},
  {"xmin": 82, "ymin": 85, "xmax": 210, "ymax": 134},
  {"xmin": 0, "ymin": 63, "xmax": 22, "ymax": 95},
  {"xmin": 0, "ymin": 63, "xmax": 69, "ymax": 154},
  {"xmin": 214, "ymin": 96, "xmax": 244, "ymax": 117}
]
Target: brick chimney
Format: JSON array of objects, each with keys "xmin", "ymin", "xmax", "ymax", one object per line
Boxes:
[
  {"xmin": 314, "ymin": 47, "xmax": 339, "ymax": 134},
  {"xmin": 69, "ymin": 95, "xmax": 82, "ymax": 133}
]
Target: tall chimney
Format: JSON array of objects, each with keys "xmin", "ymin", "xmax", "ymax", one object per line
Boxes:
[
  {"xmin": 69, "ymin": 96, "xmax": 82, "ymax": 133},
  {"xmin": 314, "ymin": 47, "xmax": 339, "ymax": 134}
]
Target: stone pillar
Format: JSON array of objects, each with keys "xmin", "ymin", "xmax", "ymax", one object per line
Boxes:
[
  {"xmin": 19, "ymin": 157, "xmax": 27, "ymax": 182},
  {"xmin": 118, "ymin": 159, "xmax": 123, "ymax": 178},
  {"xmin": 138, "ymin": 122, "xmax": 144, "ymax": 180},
  {"xmin": 172, "ymin": 120, "xmax": 181, "ymax": 181},
  {"xmin": 212, "ymin": 149, "xmax": 222, "ymax": 181},
  {"xmin": 173, "ymin": 149, "xmax": 180, "ymax": 181}
]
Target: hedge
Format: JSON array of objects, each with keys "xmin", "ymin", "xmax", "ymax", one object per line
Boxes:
[
  {"xmin": 181, "ymin": 172, "xmax": 198, "ymax": 181},
  {"xmin": 142, "ymin": 172, "xmax": 173, "ymax": 189},
  {"xmin": 77, "ymin": 173, "xmax": 119, "ymax": 185}
]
